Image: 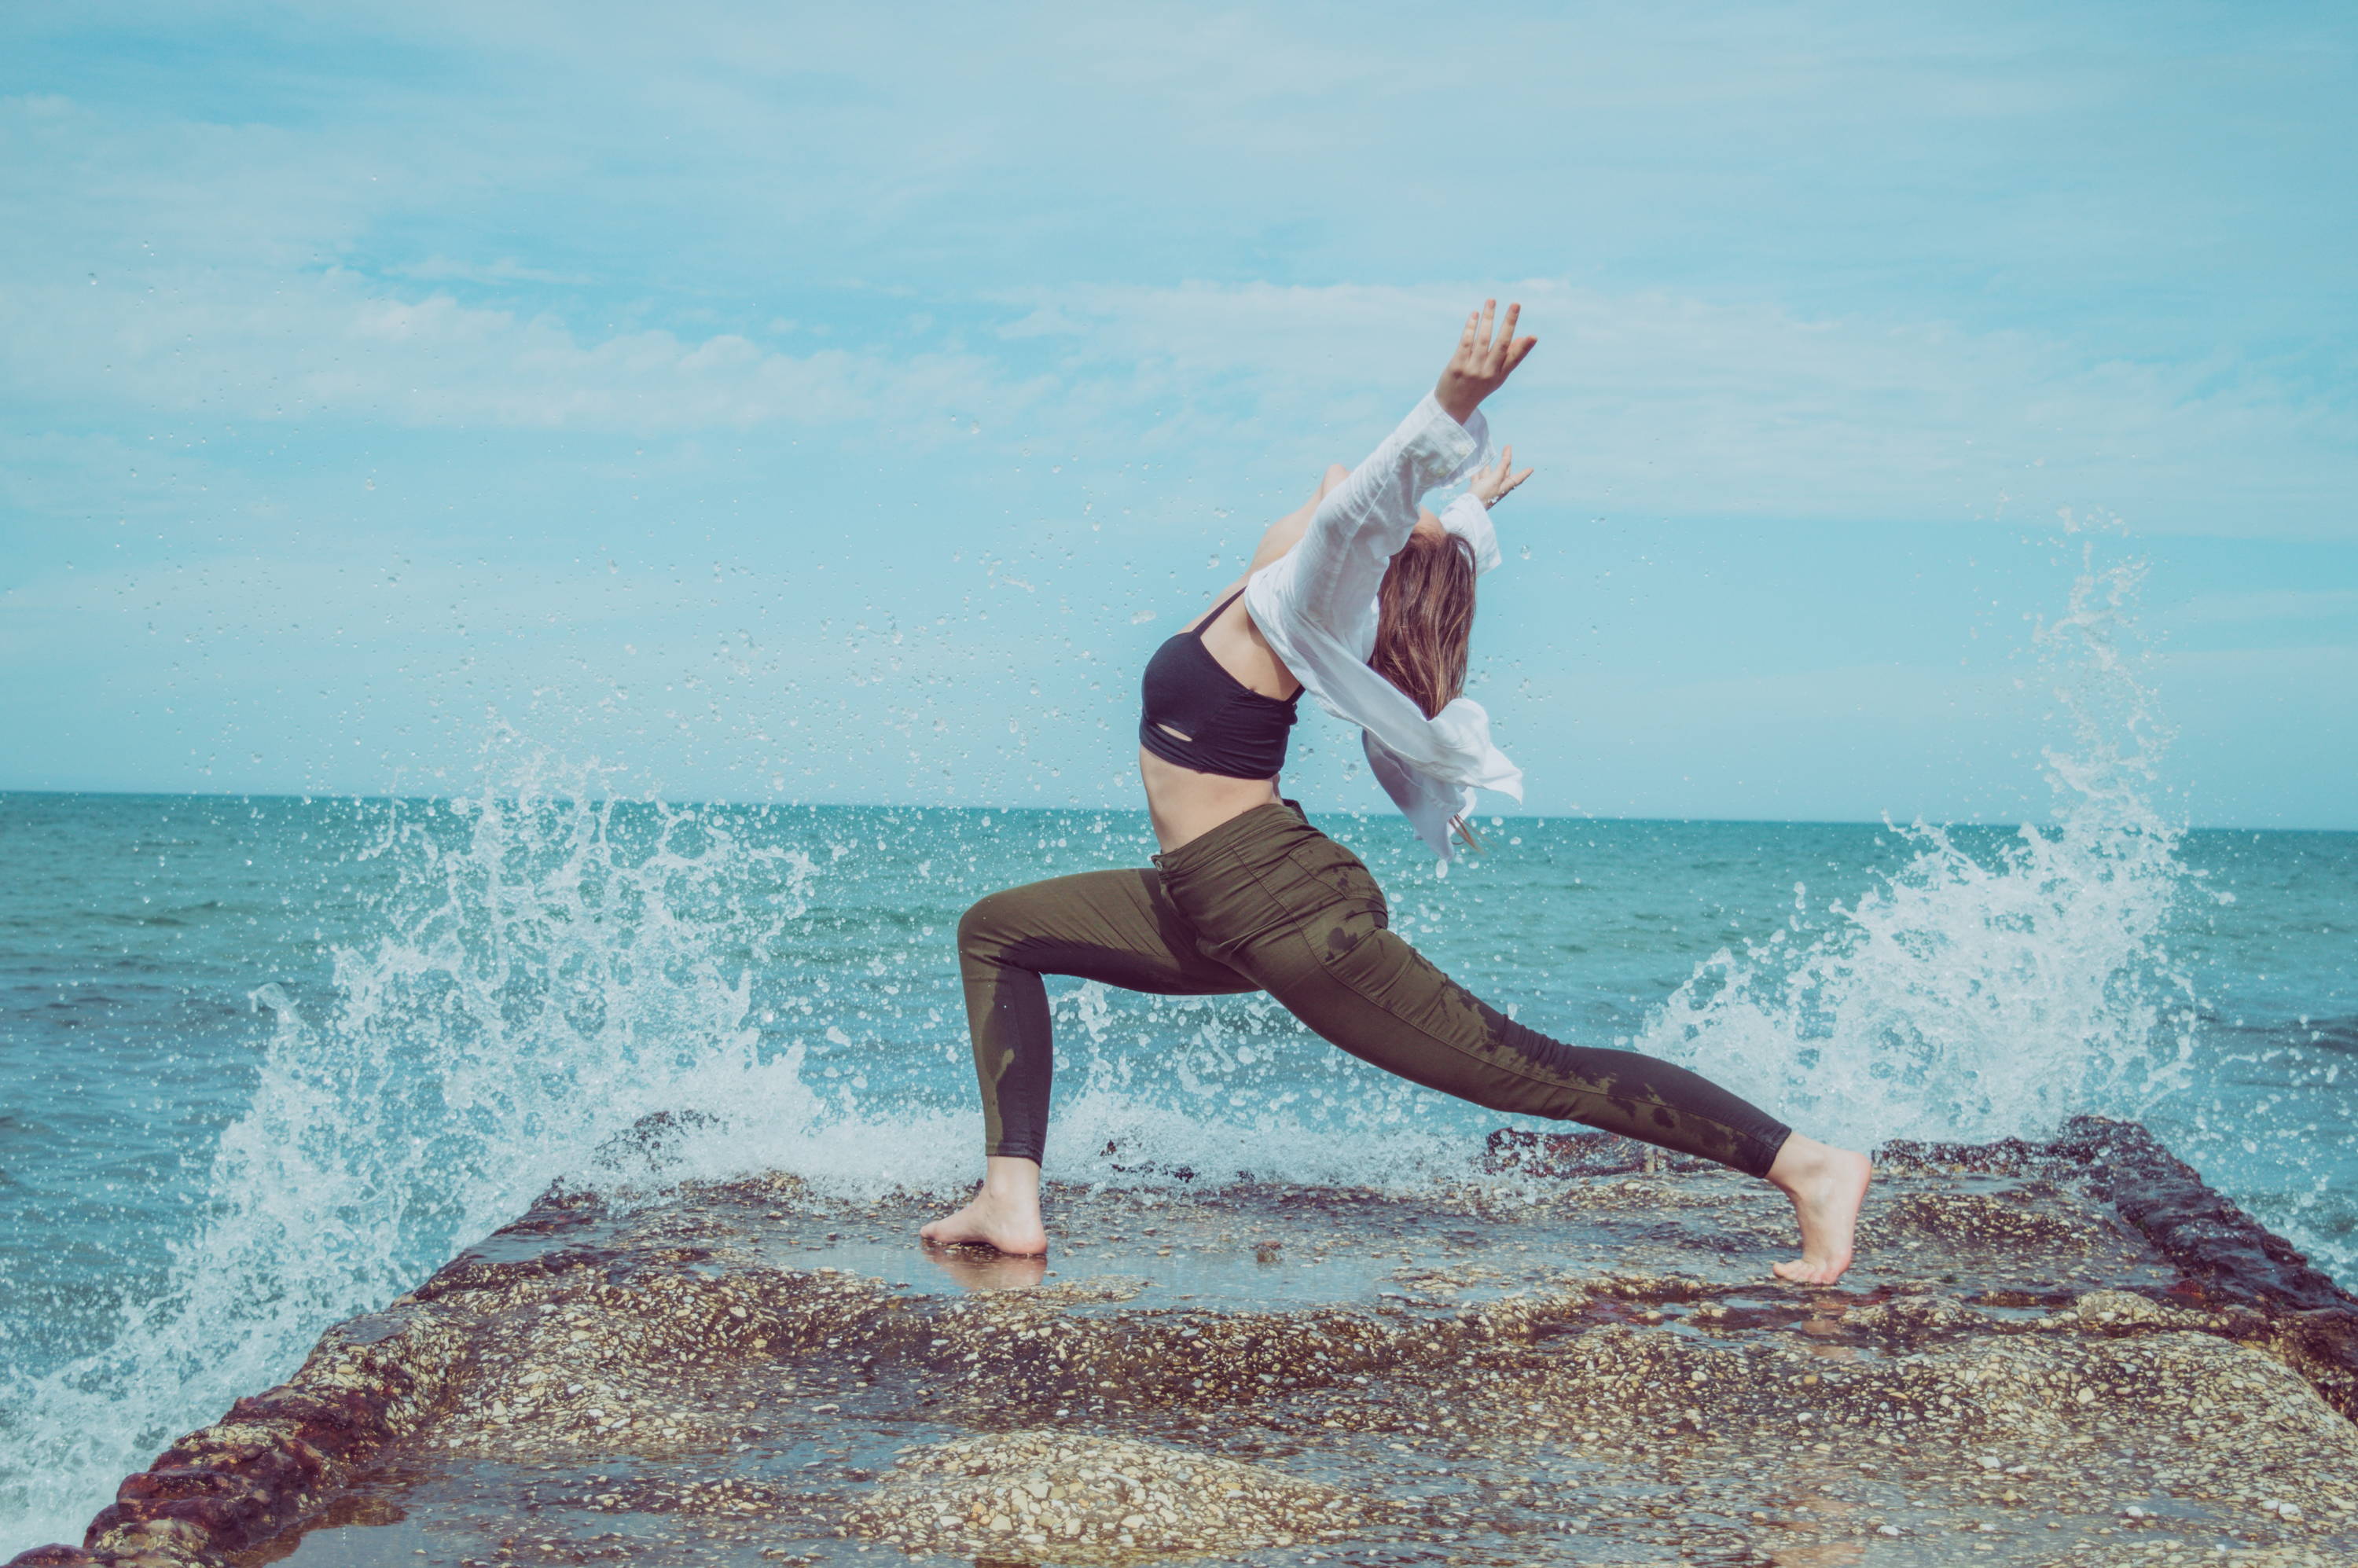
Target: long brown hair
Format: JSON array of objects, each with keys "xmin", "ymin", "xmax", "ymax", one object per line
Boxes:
[{"xmin": 1371, "ymin": 527, "xmax": 1477, "ymax": 718}]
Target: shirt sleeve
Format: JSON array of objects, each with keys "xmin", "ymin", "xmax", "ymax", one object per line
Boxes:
[
  {"xmin": 1240, "ymin": 391, "xmax": 1524, "ymax": 861},
  {"xmin": 1365, "ymin": 732, "xmax": 1473, "ymax": 861},
  {"xmin": 1276, "ymin": 394, "xmax": 1489, "ymax": 630},
  {"xmin": 1438, "ymin": 492, "xmax": 1504, "ymax": 577}
]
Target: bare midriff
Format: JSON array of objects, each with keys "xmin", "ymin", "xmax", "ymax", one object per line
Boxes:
[
  {"xmin": 1141, "ymin": 582, "xmax": 1302, "ymax": 854},
  {"xmin": 1140, "ymin": 747, "xmax": 1286, "ymax": 854}
]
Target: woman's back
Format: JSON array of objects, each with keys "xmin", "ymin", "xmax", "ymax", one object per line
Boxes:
[{"xmin": 1136, "ymin": 476, "xmax": 1330, "ymax": 851}]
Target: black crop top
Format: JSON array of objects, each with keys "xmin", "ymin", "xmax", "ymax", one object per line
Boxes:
[{"xmin": 1138, "ymin": 589, "xmax": 1299, "ymax": 779}]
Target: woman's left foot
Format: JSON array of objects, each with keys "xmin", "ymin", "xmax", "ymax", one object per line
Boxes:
[{"xmin": 1765, "ymin": 1134, "xmax": 1872, "ymax": 1285}]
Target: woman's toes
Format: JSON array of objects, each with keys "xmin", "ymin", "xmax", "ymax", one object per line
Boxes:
[
  {"xmin": 1772, "ymin": 1251, "xmax": 1853, "ymax": 1286},
  {"xmin": 920, "ymin": 1207, "xmax": 983, "ymax": 1245}
]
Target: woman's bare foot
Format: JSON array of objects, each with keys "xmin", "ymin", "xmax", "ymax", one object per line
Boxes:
[
  {"xmin": 1765, "ymin": 1133, "xmax": 1872, "ymax": 1285},
  {"xmin": 920, "ymin": 1155, "xmax": 1049, "ymax": 1256}
]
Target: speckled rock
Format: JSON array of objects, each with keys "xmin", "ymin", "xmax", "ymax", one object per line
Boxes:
[{"xmin": 843, "ymin": 1432, "xmax": 1362, "ymax": 1560}]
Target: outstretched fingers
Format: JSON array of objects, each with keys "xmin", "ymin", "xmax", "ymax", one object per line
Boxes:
[
  {"xmin": 1472, "ymin": 444, "xmax": 1536, "ymax": 507},
  {"xmin": 1491, "ymin": 302, "xmax": 1520, "ymax": 369},
  {"xmin": 1436, "ymin": 299, "xmax": 1537, "ymax": 421},
  {"xmin": 1475, "ymin": 301, "xmax": 1537, "ymax": 382}
]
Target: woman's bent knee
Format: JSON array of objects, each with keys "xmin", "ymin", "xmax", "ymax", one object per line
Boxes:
[{"xmin": 957, "ymin": 892, "xmax": 1013, "ymax": 960}]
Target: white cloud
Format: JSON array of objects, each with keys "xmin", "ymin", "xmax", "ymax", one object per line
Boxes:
[
  {"xmin": 1003, "ymin": 280, "xmax": 2358, "ymax": 539},
  {"xmin": 0, "ymin": 266, "xmax": 1033, "ymax": 433},
  {"xmin": 387, "ymin": 255, "xmax": 593, "ymax": 287},
  {"xmin": 7, "ymin": 26, "xmax": 2352, "ymax": 537},
  {"xmin": 9, "ymin": 255, "xmax": 2352, "ymax": 545}
]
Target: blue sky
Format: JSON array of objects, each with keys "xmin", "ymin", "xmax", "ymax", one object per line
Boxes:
[{"xmin": 2, "ymin": 2, "xmax": 2353, "ymax": 827}]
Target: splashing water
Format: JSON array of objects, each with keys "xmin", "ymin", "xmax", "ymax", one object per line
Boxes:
[
  {"xmin": 1, "ymin": 751, "xmax": 821, "ymax": 1543},
  {"xmin": 1637, "ymin": 547, "xmax": 2200, "ymax": 1148}
]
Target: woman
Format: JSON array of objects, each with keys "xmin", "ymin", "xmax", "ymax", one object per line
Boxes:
[{"xmin": 924, "ymin": 303, "xmax": 1871, "ymax": 1285}]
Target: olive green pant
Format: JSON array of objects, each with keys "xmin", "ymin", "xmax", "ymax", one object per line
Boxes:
[{"xmin": 957, "ymin": 802, "xmax": 1792, "ymax": 1177}]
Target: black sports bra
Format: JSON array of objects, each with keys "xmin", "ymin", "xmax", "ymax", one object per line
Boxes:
[{"xmin": 1138, "ymin": 589, "xmax": 1299, "ymax": 779}]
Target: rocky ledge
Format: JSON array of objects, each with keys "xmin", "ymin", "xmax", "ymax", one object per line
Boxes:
[{"xmin": 10, "ymin": 1115, "xmax": 2357, "ymax": 1568}]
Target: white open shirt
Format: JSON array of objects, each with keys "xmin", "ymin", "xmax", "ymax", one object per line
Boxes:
[{"xmin": 1242, "ymin": 393, "xmax": 1526, "ymax": 861}]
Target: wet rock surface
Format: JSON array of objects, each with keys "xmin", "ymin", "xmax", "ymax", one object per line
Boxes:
[{"xmin": 13, "ymin": 1114, "xmax": 2358, "ymax": 1568}]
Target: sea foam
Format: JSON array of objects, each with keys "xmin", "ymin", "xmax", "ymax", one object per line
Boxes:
[{"xmin": 1638, "ymin": 549, "xmax": 2199, "ymax": 1149}]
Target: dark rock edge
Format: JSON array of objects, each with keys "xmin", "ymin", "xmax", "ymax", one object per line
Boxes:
[{"xmin": 12, "ymin": 1114, "xmax": 2354, "ymax": 1568}]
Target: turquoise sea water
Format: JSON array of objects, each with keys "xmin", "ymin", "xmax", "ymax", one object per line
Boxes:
[{"xmin": 2, "ymin": 777, "xmax": 2352, "ymax": 1549}]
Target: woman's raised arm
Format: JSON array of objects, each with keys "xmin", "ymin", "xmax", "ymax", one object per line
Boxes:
[{"xmin": 1271, "ymin": 303, "xmax": 1537, "ymax": 612}]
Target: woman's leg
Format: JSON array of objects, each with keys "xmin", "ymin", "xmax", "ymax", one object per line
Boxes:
[
  {"xmin": 957, "ymin": 868, "xmax": 1255, "ymax": 1163},
  {"xmin": 1272, "ymin": 931, "xmax": 1799, "ymax": 1173},
  {"xmin": 1193, "ymin": 835, "xmax": 1870, "ymax": 1281},
  {"xmin": 924, "ymin": 868, "xmax": 1254, "ymax": 1254},
  {"xmin": 1276, "ymin": 928, "xmax": 1868, "ymax": 1280}
]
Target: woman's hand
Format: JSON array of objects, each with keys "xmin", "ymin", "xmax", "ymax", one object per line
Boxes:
[
  {"xmin": 1468, "ymin": 445, "xmax": 1532, "ymax": 509},
  {"xmin": 1434, "ymin": 299, "xmax": 1537, "ymax": 424}
]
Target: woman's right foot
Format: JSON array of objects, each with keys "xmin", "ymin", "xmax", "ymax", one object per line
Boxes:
[
  {"xmin": 920, "ymin": 1191, "xmax": 1048, "ymax": 1256},
  {"xmin": 1765, "ymin": 1133, "xmax": 1873, "ymax": 1285}
]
